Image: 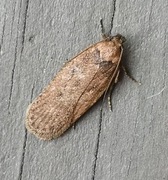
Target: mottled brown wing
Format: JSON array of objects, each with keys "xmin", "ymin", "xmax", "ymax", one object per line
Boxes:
[
  {"xmin": 72, "ymin": 60, "xmax": 116, "ymax": 121},
  {"xmin": 26, "ymin": 40, "xmax": 121, "ymax": 140}
]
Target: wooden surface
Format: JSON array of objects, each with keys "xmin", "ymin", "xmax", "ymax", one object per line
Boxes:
[{"xmin": 1, "ymin": 0, "xmax": 168, "ymax": 179}]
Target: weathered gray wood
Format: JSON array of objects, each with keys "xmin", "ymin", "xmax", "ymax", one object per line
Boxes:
[
  {"xmin": 0, "ymin": 0, "xmax": 35, "ymax": 179},
  {"xmin": 1, "ymin": 0, "xmax": 168, "ymax": 179},
  {"xmin": 95, "ymin": 0, "xmax": 168, "ymax": 180}
]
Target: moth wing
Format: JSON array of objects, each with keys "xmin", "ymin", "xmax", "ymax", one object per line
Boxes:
[
  {"xmin": 26, "ymin": 40, "xmax": 121, "ymax": 140},
  {"xmin": 73, "ymin": 61, "xmax": 117, "ymax": 120},
  {"xmin": 26, "ymin": 47, "xmax": 102, "ymax": 140}
]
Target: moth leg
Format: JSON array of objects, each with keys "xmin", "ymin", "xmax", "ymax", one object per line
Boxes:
[
  {"xmin": 101, "ymin": 86, "xmax": 109, "ymax": 112},
  {"xmin": 114, "ymin": 69, "xmax": 120, "ymax": 83},
  {"xmin": 101, "ymin": 81, "xmax": 115, "ymax": 112},
  {"xmin": 72, "ymin": 123, "xmax": 76, "ymax": 130},
  {"xmin": 107, "ymin": 83, "xmax": 116, "ymax": 111},
  {"xmin": 104, "ymin": 70, "xmax": 120, "ymax": 111},
  {"xmin": 122, "ymin": 65, "xmax": 141, "ymax": 85},
  {"xmin": 100, "ymin": 19, "xmax": 111, "ymax": 40}
]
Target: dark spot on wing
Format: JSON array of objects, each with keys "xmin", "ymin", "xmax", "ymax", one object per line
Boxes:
[{"xmin": 99, "ymin": 61, "xmax": 113, "ymax": 70}]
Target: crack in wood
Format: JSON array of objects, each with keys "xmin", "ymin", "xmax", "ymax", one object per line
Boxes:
[
  {"xmin": 8, "ymin": 0, "xmax": 30, "ymax": 112},
  {"xmin": 21, "ymin": 0, "xmax": 29, "ymax": 55},
  {"xmin": 8, "ymin": 45, "xmax": 17, "ymax": 111},
  {"xmin": 19, "ymin": 83, "xmax": 34, "ymax": 180},
  {"xmin": 91, "ymin": 1, "xmax": 117, "ymax": 179},
  {"xmin": 91, "ymin": 109, "xmax": 103, "ymax": 180},
  {"xmin": 18, "ymin": 128, "xmax": 28, "ymax": 180},
  {"xmin": 0, "ymin": 12, "xmax": 6, "ymax": 53}
]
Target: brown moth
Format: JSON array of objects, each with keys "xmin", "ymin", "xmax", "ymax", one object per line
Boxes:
[{"xmin": 26, "ymin": 25, "xmax": 125, "ymax": 140}]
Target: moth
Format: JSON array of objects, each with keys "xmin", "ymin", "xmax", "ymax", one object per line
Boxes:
[{"xmin": 26, "ymin": 21, "xmax": 126, "ymax": 140}]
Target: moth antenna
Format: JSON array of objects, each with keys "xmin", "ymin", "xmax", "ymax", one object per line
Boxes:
[{"xmin": 100, "ymin": 19, "xmax": 110, "ymax": 40}]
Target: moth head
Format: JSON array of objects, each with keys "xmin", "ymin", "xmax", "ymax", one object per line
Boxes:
[{"xmin": 113, "ymin": 34, "xmax": 126, "ymax": 44}]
